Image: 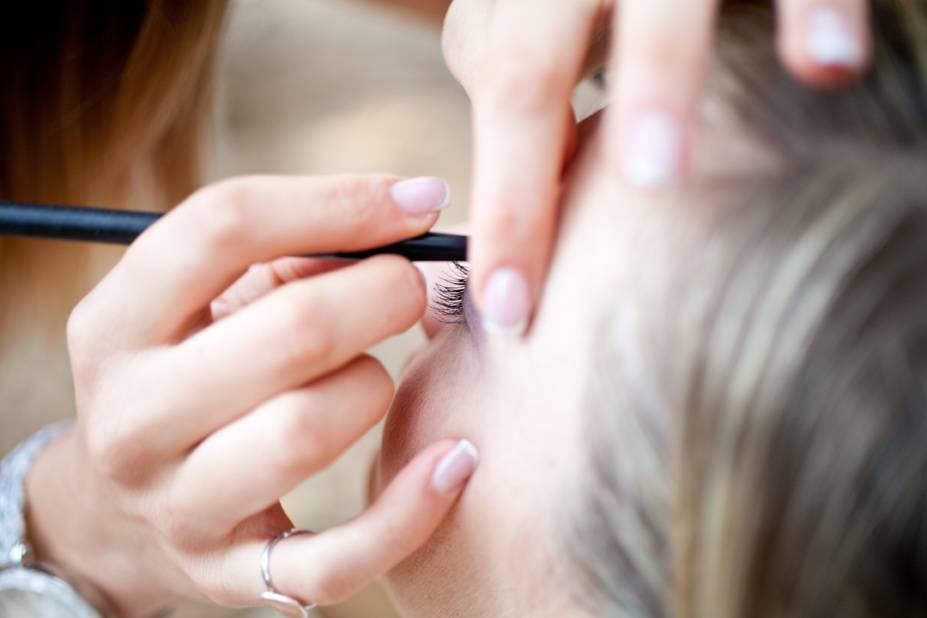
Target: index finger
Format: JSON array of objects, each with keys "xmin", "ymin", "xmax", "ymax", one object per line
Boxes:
[
  {"xmin": 467, "ymin": 0, "xmax": 601, "ymax": 335},
  {"xmin": 87, "ymin": 174, "xmax": 450, "ymax": 346}
]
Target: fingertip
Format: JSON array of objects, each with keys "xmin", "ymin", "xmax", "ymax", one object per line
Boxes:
[
  {"xmin": 380, "ymin": 438, "xmax": 479, "ymax": 507},
  {"xmin": 467, "ymin": 253, "xmax": 542, "ymax": 341},
  {"xmin": 479, "ymin": 266, "xmax": 531, "ymax": 337},
  {"xmin": 615, "ymin": 105, "xmax": 687, "ymax": 190},
  {"xmin": 780, "ymin": 2, "xmax": 869, "ymax": 88},
  {"xmin": 431, "ymin": 439, "xmax": 480, "ymax": 494},
  {"xmin": 390, "ymin": 176, "xmax": 453, "ymax": 216},
  {"xmin": 367, "ymin": 254, "xmax": 430, "ymax": 311}
]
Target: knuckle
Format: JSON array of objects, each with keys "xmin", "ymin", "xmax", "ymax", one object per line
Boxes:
[
  {"xmin": 157, "ymin": 489, "xmax": 219, "ymax": 551},
  {"xmin": 486, "ymin": 206, "xmax": 525, "ymax": 236},
  {"xmin": 187, "ymin": 179, "xmax": 255, "ymax": 250},
  {"xmin": 191, "ymin": 563, "xmax": 240, "ymax": 607},
  {"xmin": 203, "ymin": 578, "xmax": 239, "ymax": 608},
  {"xmin": 84, "ymin": 420, "xmax": 133, "ymax": 479},
  {"xmin": 324, "ymin": 176, "xmax": 389, "ymax": 230},
  {"xmin": 271, "ymin": 404, "xmax": 327, "ymax": 474},
  {"xmin": 275, "ymin": 295, "xmax": 338, "ymax": 365},
  {"xmin": 158, "ymin": 505, "xmax": 196, "ymax": 548},
  {"xmin": 478, "ymin": 202, "xmax": 542, "ymax": 248},
  {"xmin": 626, "ymin": 40, "xmax": 707, "ymax": 89},
  {"xmin": 475, "ymin": 51, "xmax": 570, "ymax": 113},
  {"xmin": 66, "ymin": 300, "xmax": 97, "ymax": 376}
]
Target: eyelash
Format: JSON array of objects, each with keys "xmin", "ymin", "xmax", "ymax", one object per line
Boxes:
[{"xmin": 430, "ymin": 262, "xmax": 470, "ymax": 324}]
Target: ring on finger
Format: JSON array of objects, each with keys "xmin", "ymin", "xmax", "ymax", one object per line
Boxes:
[{"xmin": 259, "ymin": 528, "xmax": 317, "ymax": 617}]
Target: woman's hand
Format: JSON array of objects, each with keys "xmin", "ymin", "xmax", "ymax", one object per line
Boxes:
[
  {"xmin": 25, "ymin": 174, "xmax": 478, "ymax": 617},
  {"xmin": 443, "ymin": 0, "xmax": 869, "ymax": 334}
]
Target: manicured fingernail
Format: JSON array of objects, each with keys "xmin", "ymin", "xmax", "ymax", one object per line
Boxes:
[
  {"xmin": 621, "ymin": 109, "xmax": 683, "ymax": 189},
  {"xmin": 432, "ymin": 439, "xmax": 479, "ymax": 493},
  {"xmin": 807, "ymin": 7, "xmax": 863, "ymax": 68},
  {"xmin": 482, "ymin": 267, "xmax": 530, "ymax": 336},
  {"xmin": 391, "ymin": 177, "xmax": 451, "ymax": 215}
]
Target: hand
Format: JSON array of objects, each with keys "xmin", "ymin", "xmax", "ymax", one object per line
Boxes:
[
  {"xmin": 443, "ymin": 0, "xmax": 869, "ymax": 333},
  {"xmin": 25, "ymin": 174, "xmax": 478, "ymax": 617}
]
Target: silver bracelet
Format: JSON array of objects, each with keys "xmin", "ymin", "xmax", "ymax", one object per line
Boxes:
[
  {"xmin": 0, "ymin": 422, "xmax": 119, "ymax": 617},
  {"xmin": 0, "ymin": 421, "xmax": 72, "ymax": 570}
]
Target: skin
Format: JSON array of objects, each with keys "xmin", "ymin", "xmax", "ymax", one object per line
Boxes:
[
  {"xmin": 21, "ymin": 0, "xmax": 873, "ymax": 614},
  {"xmin": 375, "ymin": 112, "xmax": 698, "ymax": 616},
  {"xmin": 25, "ymin": 109, "xmax": 708, "ymax": 618},
  {"xmin": 26, "ymin": 174, "xmax": 479, "ymax": 617},
  {"xmin": 443, "ymin": 0, "xmax": 870, "ymax": 335}
]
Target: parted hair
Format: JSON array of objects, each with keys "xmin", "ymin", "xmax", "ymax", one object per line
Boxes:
[{"xmin": 567, "ymin": 2, "xmax": 927, "ymax": 617}]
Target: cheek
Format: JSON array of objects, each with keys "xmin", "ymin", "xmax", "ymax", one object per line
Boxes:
[
  {"xmin": 377, "ymin": 331, "xmax": 471, "ymax": 493},
  {"xmin": 376, "ymin": 334, "xmax": 493, "ymax": 617},
  {"xmin": 378, "ymin": 363, "xmax": 445, "ymax": 484}
]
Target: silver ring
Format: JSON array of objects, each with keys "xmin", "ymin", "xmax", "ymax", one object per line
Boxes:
[{"xmin": 259, "ymin": 528, "xmax": 317, "ymax": 617}]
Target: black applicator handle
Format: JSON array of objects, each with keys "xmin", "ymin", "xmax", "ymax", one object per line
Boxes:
[{"xmin": 0, "ymin": 201, "xmax": 468, "ymax": 262}]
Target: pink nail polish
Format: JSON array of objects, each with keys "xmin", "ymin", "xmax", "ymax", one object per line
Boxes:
[
  {"xmin": 482, "ymin": 268, "xmax": 530, "ymax": 336},
  {"xmin": 432, "ymin": 440, "xmax": 479, "ymax": 494},
  {"xmin": 807, "ymin": 7, "xmax": 864, "ymax": 68},
  {"xmin": 390, "ymin": 177, "xmax": 451, "ymax": 215},
  {"xmin": 621, "ymin": 109, "xmax": 683, "ymax": 189}
]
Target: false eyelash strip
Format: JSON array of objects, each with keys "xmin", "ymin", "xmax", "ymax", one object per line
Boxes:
[{"xmin": 430, "ymin": 262, "xmax": 470, "ymax": 324}]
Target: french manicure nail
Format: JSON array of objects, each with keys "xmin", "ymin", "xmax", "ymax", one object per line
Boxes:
[
  {"xmin": 390, "ymin": 177, "xmax": 451, "ymax": 215},
  {"xmin": 621, "ymin": 109, "xmax": 683, "ymax": 189},
  {"xmin": 432, "ymin": 440, "xmax": 479, "ymax": 494},
  {"xmin": 482, "ymin": 267, "xmax": 530, "ymax": 336},
  {"xmin": 807, "ymin": 7, "xmax": 863, "ymax": 68}
]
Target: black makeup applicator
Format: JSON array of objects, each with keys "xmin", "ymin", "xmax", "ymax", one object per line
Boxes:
[{"xmin": 0, "ymin": 202, "xmax": 468, "ymax": 261}]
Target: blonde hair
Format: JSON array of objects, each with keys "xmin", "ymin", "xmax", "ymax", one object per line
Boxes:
[
  {"xmin": 0, "ymin": 2, "xmax": 227, "ymax": 338},
  {"xmin": 567, "ymin": 2, "xmax": 927, "ymax": 616}
]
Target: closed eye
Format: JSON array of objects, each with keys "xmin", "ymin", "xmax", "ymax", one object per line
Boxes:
[{"xmin": 430, "ymin": 262, "xmax": 470, "ymax": 325}]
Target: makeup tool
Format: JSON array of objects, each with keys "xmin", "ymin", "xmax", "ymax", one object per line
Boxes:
[{"xmin": 0, "ymin": 202, "xmax": 467, "ymax": 261}]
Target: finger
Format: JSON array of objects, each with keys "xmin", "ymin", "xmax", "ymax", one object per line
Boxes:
[
  {"xmin": 777, "ymin": 0, "xmax": 870, "ymax": 86},
  {"xmin": 133, "ymin": 255, "xmax": 425, "ymax": 457},
  {"xmin": 210, "ymin": 257, "xmax": 347, "ymax": 321},
  {"xmin": 467, "ymin": 0, "xmax": 601, "ymax": 335},
  {"xmin": 172, "ymin": 355, "xmax": 394, "ymax": 535},
  {"xmin": 441, "ymin": 0, "xmax": 495, "ymax": 86},
  {"xmin": 89, "ymin": 174, "xmax": 449, "ymax": 346},
  {"xmin": 218, "ymin": 439, "xmax": 479, "ymax": 608},
  {"xmin": 607, "ymin": 0, "xmax": 719, "ymax": 189}
]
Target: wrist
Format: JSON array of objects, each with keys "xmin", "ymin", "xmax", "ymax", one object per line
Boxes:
[{"xmin": 25, "ymin": 431, "xmax": 174, "ymax": 617}]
